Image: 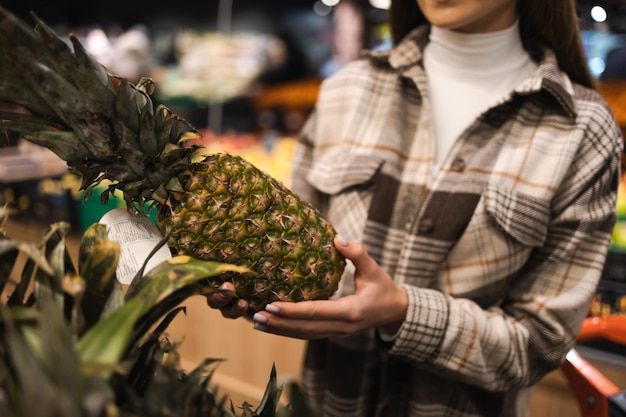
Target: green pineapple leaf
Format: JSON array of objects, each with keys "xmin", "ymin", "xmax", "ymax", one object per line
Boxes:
[
  {"xmin": 0, "ymin": 291, "xmax": 113, "ymax": 417},
  {"xmin": 255, "ymin": 364, "xmax": 283, "ymax": 417},
  {"xmin": 278, "ymin": 383, "xmax": 314, "ymax": 417},
  {"xmin": 0, "ymin": 238, "xmax": 19, "ymax": 295},
  {"xmin": 77, "ymin": 223, "xmax": 121, "ymax": 333},
  {"xmin": 39, "ymin": 222, "xmax": 75, "ymax": 308},
  {"xmin": 77, "ymin": 256, "xmax": 247, "ymax": 367},
  {"xmin": 124, "ymin": 307, "xmax": 188, "ymax": 394},
  {"xmin": 141, "ymin": 356, "xmax": 235, "ymax": 417},
  {"xmin": 3, "ymin": 237, "xmax": 54, "ymax": 307}
]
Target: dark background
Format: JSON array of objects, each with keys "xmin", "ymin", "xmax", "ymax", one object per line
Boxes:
[
  {"xmin": 1, "ymin": 0, "xmax": 327, "ymax": 31},
  {"xmin": 2, "ymin": 1, "xmax": 626, "ymax": 27},
  {"xmin": 5, "ymin": 1, "xmax": 626, "ymax": 34},
  {"xmin": 578, "ymin": 0, "xmax": 626, "ymax": 32}
]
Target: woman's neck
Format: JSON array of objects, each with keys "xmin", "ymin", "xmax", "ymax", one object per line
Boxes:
[{"xmin": 426, "ymin": 21, "xmax": 529, "ymax": 75}]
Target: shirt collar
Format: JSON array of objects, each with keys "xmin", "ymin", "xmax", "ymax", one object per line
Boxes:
[{"xmin": 364, "ymin": 24, "xmax": 577, "ymax": 119}]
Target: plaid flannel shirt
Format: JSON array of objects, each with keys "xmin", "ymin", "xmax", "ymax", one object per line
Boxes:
[{"xmin": 290, "ymin": 25, "xmax": 623, "ymax": 417}]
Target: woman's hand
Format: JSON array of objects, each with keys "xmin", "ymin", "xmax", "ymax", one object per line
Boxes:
[
  {"xmin": 206, "ymin": 282, "xmax": 249, "ymax": 319},
  {"xmin": 250, "ymin": 236, "xmax": 409, "ymax": 340}
]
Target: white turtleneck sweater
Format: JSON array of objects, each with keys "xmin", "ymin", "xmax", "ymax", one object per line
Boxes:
[{"xmin": 424, "ymin": 21, "xmax": 538, "ymax": 166}]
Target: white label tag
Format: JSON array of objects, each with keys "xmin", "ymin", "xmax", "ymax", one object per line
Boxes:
[{"xmin": 99, "ymin": 208, "xmax": 172, "ymax": 285}]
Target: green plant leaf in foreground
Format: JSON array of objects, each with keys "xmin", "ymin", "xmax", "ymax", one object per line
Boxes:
[
  {"xmin": 77, "ymin": 256, "xmax": 248, "ymax": 367},
  {"xmin": 77, "ymin": 223, "xmax": 121, "ymax": 333},
  {"xmin": 255, "ymin": 364, "xmax": 282, "ymax": 417}
]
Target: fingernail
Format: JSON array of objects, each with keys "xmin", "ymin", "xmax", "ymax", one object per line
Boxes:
[
  {"xmin": 337, "ymin": 235, "xmax": 349, "ymax": 247},
  {"xmin": 219, "ymin": 282, "xmax": 229, "ymax": 290},
  {"xmin": 265, "ymin": 304, "xmax": 281, "ymax": 314},
  {"xmin": 253, "ymin": 313, "xmax": 268, "ymax": 324},
  {"xmin": 254, "ymin": 322, "xmax": 268, "ymax": 332}
]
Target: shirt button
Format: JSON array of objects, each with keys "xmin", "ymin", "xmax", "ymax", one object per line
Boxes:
[
  {"xmin": 451, "ymin": 157, "xmax": 466, "ymax": 172},
  {"xmin": 418, "ymin": 217, "xmax": 434, "ymax": 233}
]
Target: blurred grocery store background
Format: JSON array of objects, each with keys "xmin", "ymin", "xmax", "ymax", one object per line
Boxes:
[
  {"xmin": 3, "ymin": 0, "xmax": 626, "ymax": 139},
  {"xmin": 3, "ymin": 0, "xmax": 626, "ymax": 226}
]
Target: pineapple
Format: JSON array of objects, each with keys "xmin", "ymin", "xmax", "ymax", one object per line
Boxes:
[{"xmin": 0, "ymin": 7, "xmax": 345, "ymax": 313}]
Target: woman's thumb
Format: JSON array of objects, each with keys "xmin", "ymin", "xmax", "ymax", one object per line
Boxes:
[{"xmin": 334, "ymin": 235, "xmax": 378, "ymax": 276}]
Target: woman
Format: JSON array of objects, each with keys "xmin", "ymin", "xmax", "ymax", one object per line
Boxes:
[{"xmin": 209, "ymin": 0, "xmax": 624, "ymax": 416}]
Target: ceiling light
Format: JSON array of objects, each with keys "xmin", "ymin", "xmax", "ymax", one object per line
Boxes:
[
  {"xmin": 369, "ymin": 0, "xmax": 391, "ymax": 9},
  {"xmin": 590, "ymin": 6, "xmax": 608, "ymax": 23}
]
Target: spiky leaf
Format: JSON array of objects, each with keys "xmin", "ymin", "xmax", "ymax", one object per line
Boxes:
[{"xmin": 77, "ymin": 256, "xmax": 247, "ymax": 366}]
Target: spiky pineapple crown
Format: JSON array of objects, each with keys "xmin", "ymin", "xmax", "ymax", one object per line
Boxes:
[{"xmin": 0, "ymin": 7, "xmax": 202, "ymax": 210}]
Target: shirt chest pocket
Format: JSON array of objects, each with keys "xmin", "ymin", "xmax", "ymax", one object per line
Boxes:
[
  {"xmin": 305, "ymin": 153, "xmax": 385, "ymax": 195},
  {"xmin": 305, "ymin": 153, "xmax": 385, "ymax": 238},
  {"xmin": 483, "ymin": 185, "xmax": 551, "ymax": 248},
  {"xmin": 442, "ymin": 185, "xmax": 552, "ymax": 304}
]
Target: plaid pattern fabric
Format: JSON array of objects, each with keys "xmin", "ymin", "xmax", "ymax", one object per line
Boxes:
[{"xmin": 290, "ymin": 25, "xmax": 623, "ymax": 417}]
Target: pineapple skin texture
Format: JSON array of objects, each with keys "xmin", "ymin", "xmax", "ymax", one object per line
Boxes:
[{"xmin": 157, "ymin": 153, "xmax": 345, "ymax": 312}]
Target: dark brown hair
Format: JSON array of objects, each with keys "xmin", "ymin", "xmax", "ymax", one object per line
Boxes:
[{"xmin": 388, "ymin": 0, "xmax": 596, "ymax": 89}]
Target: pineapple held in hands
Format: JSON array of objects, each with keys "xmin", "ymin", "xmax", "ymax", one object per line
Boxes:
[{"xmin": 0, "ymin": 7, "xmax": 345, "ymax": 313}]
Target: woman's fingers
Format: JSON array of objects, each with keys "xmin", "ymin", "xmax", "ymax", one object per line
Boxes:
[
  {"xmin": 206, "ymin": 282, "xmax": 236, "ymax": 309},
  {"xmin": 252, "ymin": 309, "xmax": 358, "ymax": 339},
  {"xmin": 253, "ymin": 321, "xmax": 352, "ymax": 339},
  {"xmin": 251, "ymin": 295, "xmax": 367, "ymax": 339},
  {"xmin": 258, "ymin": 297, "xmax": 358, "ymax": 321},
  {"xmin": 220, "ymin": 298, "xmax": 249, "ymax": 319},
  {"xmin": 206, "ymin": 282, "xmax": 249, "ymax": 319}
]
